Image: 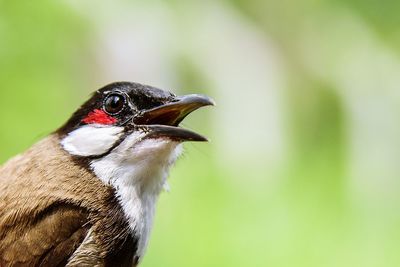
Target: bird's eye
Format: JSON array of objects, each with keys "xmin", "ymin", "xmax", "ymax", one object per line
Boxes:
[{"xmin": 104, "ymin": 94, "xmax": 125, "ymax": 115}]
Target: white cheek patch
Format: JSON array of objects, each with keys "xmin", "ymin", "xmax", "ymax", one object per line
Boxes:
[{"xmin": 61, "ymin": 125, "xmax": 124, "ymax": 157}]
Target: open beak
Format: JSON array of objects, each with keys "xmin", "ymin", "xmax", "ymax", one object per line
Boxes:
[{"xmin": 134, "ymin": 94, "xmax": 215, "ymax": 142}]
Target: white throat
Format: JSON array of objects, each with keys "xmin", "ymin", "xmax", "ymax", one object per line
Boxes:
[
  {"xmin": 61, "ymin": 126, "xmax": 183, "ymax": 259},
  {"xmin": 89, "ymin": 131, "xmax": 183, "ymax": 259}
]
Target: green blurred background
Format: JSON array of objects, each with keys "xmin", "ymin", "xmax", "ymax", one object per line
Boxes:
[{"xmin": 1, "ymin": 1, "xmax": 400, "ymax": 266}]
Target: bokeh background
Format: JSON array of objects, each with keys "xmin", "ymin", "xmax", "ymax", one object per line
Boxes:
[{"xmin": 1, "ymin": 1, "xmax": 400, "ymax": 266}]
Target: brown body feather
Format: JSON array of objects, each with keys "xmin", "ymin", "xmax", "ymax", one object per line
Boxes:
[{"xmin": 0, "ymin": 135, "xmax": 138, "ymax": 267}]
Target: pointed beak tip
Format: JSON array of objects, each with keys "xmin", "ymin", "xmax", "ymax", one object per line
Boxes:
[
  {"xmin": 209, "ymin": 98, "xmax": 217, "ymax": 107},
  {"xmin": 201, "ymin": 96, "xmax": 216, "ymax": 107},
  {"xmin": 179, "ymin": 94, "xmax": 216, "ymax": 108},
  {"xmin": 200, "ymin": 136, "xmax": 210, "ymax": 142}
]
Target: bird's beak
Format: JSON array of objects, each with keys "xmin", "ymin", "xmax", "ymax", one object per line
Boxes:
[{"xmin": 134, "ymin": 94, "xmax": 215, "ymax": 142}]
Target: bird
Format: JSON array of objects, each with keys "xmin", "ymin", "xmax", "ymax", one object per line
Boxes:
[{"xmin": 0, "ymin": 81, "xmax": 214, "ymax": 267}]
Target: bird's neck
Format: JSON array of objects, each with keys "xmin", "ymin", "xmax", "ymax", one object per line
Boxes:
[
  {"xmin": 89, "ymin": 136, "xmax": 183, "ymax": 258},
  {"xmin": 114, "ymin": 183, "xmax": 159, "ymax": 259}
]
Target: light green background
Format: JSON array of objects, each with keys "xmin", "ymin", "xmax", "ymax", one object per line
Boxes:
[{"xmin": 1, "ymin": 1, "xmax": 400, "ymax": 266}]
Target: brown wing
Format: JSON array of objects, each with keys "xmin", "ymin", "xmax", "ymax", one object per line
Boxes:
[
  {"xmin": 0, "ymin": 203, "xmax": 90, "ymax": 267},
  {"xmin": 0, "ymin": 135, "xmax": 138, "ymax": 266}
]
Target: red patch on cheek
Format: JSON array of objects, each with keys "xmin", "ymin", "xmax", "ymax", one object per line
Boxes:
[{"xmin": 82, "ymin": 109, "xmax": 118, "ymax": 125}]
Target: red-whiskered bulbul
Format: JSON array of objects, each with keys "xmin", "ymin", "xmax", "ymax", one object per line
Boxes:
[{"xmin": 0, "ymin": 82, "xmax": 214, "ymax": 267}]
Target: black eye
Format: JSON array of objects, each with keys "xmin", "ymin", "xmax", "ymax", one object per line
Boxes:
[{"xmin": 104, "ymin": 94, "xmax": 125, "ymax": 115}]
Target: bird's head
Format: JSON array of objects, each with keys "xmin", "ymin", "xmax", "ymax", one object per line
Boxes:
[{"xmin": 58, "ymin": 82, "xmax": 214, "ymax": 191}]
